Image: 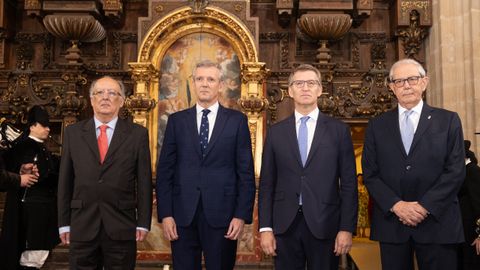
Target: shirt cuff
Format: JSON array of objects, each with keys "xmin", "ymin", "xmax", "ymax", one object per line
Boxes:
[
  {"xmin": 59, "ymin": 226, "xmax": 70, "ymax": 235},
  {"xmin": 259, "ymin": 227, "xmax": 273, "ymax": 233},
  {"xmin": 137, "ymin": 227, "xmax": 149, "ymax": 232}
]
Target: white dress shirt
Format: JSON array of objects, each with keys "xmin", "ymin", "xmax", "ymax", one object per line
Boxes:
[
  {"xmin": 398, "ymin": 99, "xmax": 423, "ymax": 134},
  {"xmin": 196, "ymin": 102, "xmax": 219, "ymax": 141}
]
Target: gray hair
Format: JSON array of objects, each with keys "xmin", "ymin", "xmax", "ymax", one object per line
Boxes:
[
  {"xmin": 389, "ymin": 59, "xmax": 426, "ymax": 80},
  {"xmin": 192, "ymin": 60, "xmax": 226, "ymax": 81},
  {"xmin": 89, "ymin": 76, "xmax": 126, "ymax": 98},
  {"xmin": 288, "ymin": 64, "xmax": 322, "ymax": 86}
]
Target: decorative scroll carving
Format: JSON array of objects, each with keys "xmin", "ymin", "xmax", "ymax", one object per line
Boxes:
[
  {"xmin": 24, "ymin": 0, "xmax": 42, "ymax": 16},
  {"xmin": 259, "ymin": 32, "xmax": 290, "ymax": 69},
  {"xmin": 14, "ymin": 33, "xmax": 53, "ymax": 69},
  {"xmin": 397, "ymin": 10, "xmax": 428, "ymax": 59}
]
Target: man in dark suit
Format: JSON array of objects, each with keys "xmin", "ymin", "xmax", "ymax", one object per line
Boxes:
[
  {"xmin": 57, "ymin": 76, "xmax": 152, "ymax": 269},
  {"xmin": 458, "ymin": 140, "xmax": 480, "ymax": 269},
  {"xmin": 156, "ymin": 60, "xmax": 255, "ymax": 270},
  {"xmin": 362, "ymin": 59, "xmax": 465, "ymax": 270},
  {"xmin": 258, "ymin": 64, "xmax": 358, "ymax": 270}
]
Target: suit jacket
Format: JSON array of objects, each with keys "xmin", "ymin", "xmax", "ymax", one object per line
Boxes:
[
  {"xmin": 156, "ymin": 105, "xmax": 255, "ymax": 228},
  {"xmin": 258, "ymin": 112, "xmax": 358, "ymax": 239},
  {"xmin": 362, "ymin": 104, "xmax": 465, "ymax": 244},
  {"xmin": 57, "ymin": 118, "xmax": 152, "ymax": 241},
  {"xmin": 0, "ymin": 155, "xmax": 19, "ymax": 191}
]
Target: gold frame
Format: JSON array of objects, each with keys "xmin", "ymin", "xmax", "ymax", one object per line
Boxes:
[{"xmin": 128, "ymin": 6, "xmax": 268, "ymax": 177}]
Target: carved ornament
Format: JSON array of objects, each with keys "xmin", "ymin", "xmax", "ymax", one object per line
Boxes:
[
  {"xmin": 397, "ymin": 10, "xmax": 428, "ymax": 59},
  {"xmin": 398, "ymin": 0, "xmax": 432, "ymax": 26}
]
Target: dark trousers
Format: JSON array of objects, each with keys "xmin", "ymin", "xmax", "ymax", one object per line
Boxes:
[
  {"xmin": 274, "ymin": 209, "xmax": 338, "ymax": 270},
  {"xmin": 380, "ymin": 239, "xmax": 459, "ymax": 270},
  {"xmin": 171, "ymin": 203, "xmax": 237, "ymax": 270},
  {"xmin": 69, "ymin": 225, "xmax": 136, "ymax": 270}
]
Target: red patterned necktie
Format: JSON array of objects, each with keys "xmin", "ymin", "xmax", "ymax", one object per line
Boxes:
[{"xmin": 98, "ymin": 124, "xmax": 108, "ymax": 163}]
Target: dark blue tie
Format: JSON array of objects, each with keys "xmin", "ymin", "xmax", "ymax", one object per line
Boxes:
[{"xmin": 199, "ymin": 109, "xmax": 210, "ymax": 157}]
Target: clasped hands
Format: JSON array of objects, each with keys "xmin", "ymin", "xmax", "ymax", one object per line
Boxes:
[
  {"xmin": 19, "ymin": 163, "xmax": 39, "ymax": 188},
  {"xmin": 392, "ymin": 201, "xmax": 428, "ymax": 227}
]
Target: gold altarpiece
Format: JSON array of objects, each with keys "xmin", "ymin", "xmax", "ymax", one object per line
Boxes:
[{"xmin": 128, "ymin": 3, "xmax": 268, "ymax": 262}]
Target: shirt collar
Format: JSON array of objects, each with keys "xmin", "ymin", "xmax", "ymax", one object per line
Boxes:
[
  {"xmin": 398, "ymin": 99, "xmax": 423, "ymax": 116},
  {"xmin": 196, "ymin": 102, "xmax": 219, "ymax": 115},
  {"xmin": 94, "ymin": 116, "xmax": 118, "ymax": 129},
  {"xmin": 294, "ymin": 107, "xmax": 319, "ymax": 123},
  {"xmin": 28, "ymin": 135, "xmax": 44, "ymax": 143}
]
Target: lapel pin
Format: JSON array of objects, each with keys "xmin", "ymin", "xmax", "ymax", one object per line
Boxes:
[{"xmin": 427, "ymin": 115, "xmax": 431, "ymax": 119}]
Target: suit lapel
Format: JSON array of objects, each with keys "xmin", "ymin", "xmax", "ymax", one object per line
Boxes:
[
  {"xmin": 203, "ymin": 105, "xmax": 228, "ymax": 158},
  {"xmin": 304, "ymin": 112, "xmax": 327, "ymax": 168},
  {"xmin": 103, "ymin": 119, "xmax": 128, "ymax": 165},
  {"xmin": 388, "ymin": 108, "xmax": 408, "ymax": 157},
  {"xmin": 409, "ymin": 104, "xmax": 434, "ymax": 154},
  {"xmin": 186, "ymin": 106, "xmax": 202, "ymax": 158},
  {"xmin": 285, "ymin": 115, "xmax": 303, "ymax": 168},
  {"xmin": 81, "ymin": 119, "xmax": 101, "ymax": 162}
]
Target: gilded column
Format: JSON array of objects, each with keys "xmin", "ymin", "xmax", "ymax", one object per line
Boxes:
[
  {"xmin": 126, "ymin": 62, "xmax": 157, "ymax": 127},
  {"xmin": 239, "ymin": 62, "xmax": 269, "ymax": 177}
]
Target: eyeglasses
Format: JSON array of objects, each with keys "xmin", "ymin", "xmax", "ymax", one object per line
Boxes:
[
  {"xmin": 193, "ymin": 76, "xmax": 219, "ymax": 84},
  {"xmin": 290, "ymin": 80, "xmax": 320, "ymax": 88},
  {"xmin": 92, "ymin": 89, "xmax": 122, "ymax": 98},
  {"xmin": 389, "ymin": 76, "xmax": 423, "ymax": 88}
]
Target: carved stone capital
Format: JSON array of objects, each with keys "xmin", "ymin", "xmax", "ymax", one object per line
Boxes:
[
  {"xmin": 129, "ymin": 62, "xmax": 158, "ymax": 84},
  {"xmin": 241, "ymin": 62, "xmax": 269, "ymax": 97},
  {"xmin": 124, "ymin": 94, "xmax": 156, "ymax": 127}
]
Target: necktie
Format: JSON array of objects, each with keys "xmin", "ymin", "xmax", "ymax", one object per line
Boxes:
[
  {"xmin": 98, "ymin": 124, "xmax": 108, "ymax": 163},
  {"xmin": 298, "ymin": 116, "xmax": 309, "ymax": 166},
  {"xmin": 401, "ymin": 110, "xmax": 414, "ymax": 154},
  {"xmin": 199, "ymin": 109, "xmax": 210, "ymax": 157}
]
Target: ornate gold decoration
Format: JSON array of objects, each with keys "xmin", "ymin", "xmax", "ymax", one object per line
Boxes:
[
  {"xmin": 127, "ymin": 63, "xmax": 158, "ymax": 127},
  {"xmin": 138, "ymin": 7, "xmax": 257, "ymax": 64},
  {"xmin": 297, "ymin": 14, "xmax": 352, "ymax": 63},
  {"xmin": 103, "ymin": 0, "xmax": 123, "ymax": 19},
  {"xmin": 25, "ymin": 0, "xmax": 41, "ymax": 16},
  {"xmin": 399, "ymin": 0, "xmax": 431, "ymax": 25},
  {"xmin": 398, "ymin": 10, "xmax": 427, "ymax": 59},
  {"xmin": 43, "ymin": 14, "xmax": 106, "ymax": 63}
]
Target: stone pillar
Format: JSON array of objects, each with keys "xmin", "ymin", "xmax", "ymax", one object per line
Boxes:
[{"xmin": 426, "ymin": 0, "xmax": 480, "ymax": 154}]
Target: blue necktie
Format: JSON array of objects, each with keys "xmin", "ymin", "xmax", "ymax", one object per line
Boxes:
[
  {"xmin": 298, "ymin": 116, "xmax": 309, "ymax": 205},
  {"xmin": 199, "ymin": 109, "xmax": 210, "ymax": 157},
  {"xmin": 401, "ymin": 110, "xmax": 414, "ymax": 154},
  {"xmin": 298, "ymin": 116, "xmax": 309, "ymax": 166}
]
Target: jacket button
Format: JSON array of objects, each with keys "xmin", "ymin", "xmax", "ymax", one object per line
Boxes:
[{"xmin": 406, "ymin": 165, "xmax": 412, "ymax": 171}]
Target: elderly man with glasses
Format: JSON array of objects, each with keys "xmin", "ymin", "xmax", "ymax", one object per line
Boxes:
[
  {"xmin": 57, "ymin": 76, "xmax": 152, "ymax": 270},
  {"xmin": 362, "ymin": 59, "xmax": 465, "ymax": 270}
]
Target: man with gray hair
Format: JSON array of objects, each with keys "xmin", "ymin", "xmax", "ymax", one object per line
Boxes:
[
  {"xmin": 58, "ymin": 76, "xmax": 152, "ymax": 269},
  {"xmin": 156, "ymin": 60, "xmax": 255, "ymax": 270},
  {"xmin": 362, "ymin": 59, "xmax": 465, "ymax": 270}
]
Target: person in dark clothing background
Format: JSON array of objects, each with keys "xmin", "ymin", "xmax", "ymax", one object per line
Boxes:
[
  {"xmin": 458, "ymin": 140, "xmax": 480, "ymax": 270},
  {"xmin": 0, "ymin": 106, "xmax": 60, "ymax": 269}
]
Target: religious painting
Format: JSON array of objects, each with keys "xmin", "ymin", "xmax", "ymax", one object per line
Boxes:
[{"xmin": 156, "ymin": 32, "xmax": 242, "ymax": 161}]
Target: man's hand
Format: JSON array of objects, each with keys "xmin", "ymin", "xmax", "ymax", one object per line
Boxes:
[
  {"xmin": 392, "ymin": 201, "xmax": 428, "ymax": 226},
  {"xmin": 260, "ymin": 231, "xmax": 277, "ymax": 256},
  {"xmin": 334, "ymin": 231, "xmax": 352, "ymax": 256},
  {"xmin": 472, "ymin": 237, "xmax": 480, "ymax": 255},
  {"xmin": 162, "ymin": 217, "xmax": 178, "ymax": 241},
  {"xmin": 136, "ymin": 230, "xmax": 148, "ymax": 241},
  {"xmin": 60, "ymin": 232, "xmax": 70, "ymax": 245},
  {"xmin": 20, "ymin": 174, "xmax": 38, "ymax": 188},
  {"xmin": 19, "ymin": 163, "xmax": 39, "ymax": 176},
  {"xmin": 225, "ymin": 218, "xmax": 245, "ymax": 240}
]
